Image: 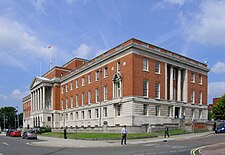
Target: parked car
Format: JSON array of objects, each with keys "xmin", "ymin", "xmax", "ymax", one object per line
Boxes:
[
  {"xmin": 6, "ymin": 129, "xmax": 14, "ymax": 136},
  {"xmin": 215, "ymin": 122, "xmax": 225, "ymax": 133},
  {"xmin": 10, "ymin": 130, "xmax": 21, "ymax": 137},
  {"xmin": 22, "ymin": 130, "xmax": 37, "ymax": 139}
]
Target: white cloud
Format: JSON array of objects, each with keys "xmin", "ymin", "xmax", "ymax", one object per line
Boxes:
[
  {"xmin": 209, "ymin": 82, "xmax": 225, "ymax": 102},
  {"xmin": 211, "ymin": 61, "xmax": 225, "ymax": 74},
  {"xmin": 0, "ymin": 93, "xmax": 7, "ymax": 100},
  {"xmin": 180, "ymin": 0, "xmax": 225, "ymax": 46},
  {"xmin": 164, "ymin": 0, "xmax": 185, "ymax": 6},
  {"xmin": 30, "ymin": 0, "xmax": 46, "ymax": 14},
  {"xmin": 0, "ymin": 17, "xmax": 50, "ymax": 69},
  {"xmin": 73, "ymin": 43, "xmax": 91, "ymax": 59},
  {"xmin": 152, "ymin": 0, "xmax": 186, "ymax": 10}
]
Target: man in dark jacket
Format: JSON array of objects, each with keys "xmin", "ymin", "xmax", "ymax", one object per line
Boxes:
[{"xmin": 164, "ymin": 125, "xmax": 169, "ymax": 138}]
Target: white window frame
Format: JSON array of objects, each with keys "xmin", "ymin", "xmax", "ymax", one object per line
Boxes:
[
  {"xmin": 95, "ymin": 109, "xmax": 99, "ymax": 118},
  {"xmin": 76, "ymin": 80, "xmax": 78, "ymax": 88},
  {"xmin": 76, "ymin": 94, "xmax": 78, "ymax": 107},
  {"xmin": 81, "ymin": 111, "xmax": 84, "ymax": 119},
  {"xmin": 104, "ymin": 86, "xmax": 108, "ymax": 101},
  {"xmin": 66, "ymin": 98, "xmax": 68, "ymax": 109},
  {"xmin": 70, "ymin": 96, "xmax": 74, "ymax": 108},
  {"xmin": 103, "ymin": 107, "xmax": 107, "ymax": 117},
  {"xmin": 66, "ymin": 85, "xmax": 68, "ymax": 92},
  {"xmin": 88, "ymin": 74, "xmax": 92, "ymax": 84},
  {"xmin": 88, "ymin": 91, "xmax": 91, "ymax": 104},
  {"xmin": 82, "ymin": 77, "xmax": 85, "ymax": 86},
  {"xmin": 95, "ymin": 89, "xmax": 99, "ymax": 103},
  {"xmin": 191, "ymin": 73, "xmax": 195, "ymax": 83},
  {"xmin": 143, "ymin": 80, "xmax": 149, "ymax": 97},
  {"xmin": 88, "ymin": 110, "xmax": 91, "ymax": 119},
  {"xmin": 104, "ymin": 67, "xmax": 108, "ymax": 78},
  {"xmin": 76, "ymin": 112, "xmax": 79, "ymax": 120},
  {"xmin": 155, "ymin": 105, "xmax": 160, "ymax": 116},
  {"xmin": 96, "ymin": 71, "xmax": 100, "ymax": 81},
  {"xmin": 191, "ymin": 90, "xmax": 195, "ymax": 103},
  {"xmin": 155, "ymin": 62, "xmax": 160, "ymax": 74},
  {"xmin": 117, "ymin": 61, "xmax": 121, "ymax": 72},
  {"xmin": 155, "ymin": 82, "xmax": 160, "ymax": 99},
  {"xmin": 199, "ymin": 91, "xmax": 202, "ymax": 105},
  {"xmin": 61, "ymin": 87, "xmax": 64, "ymax": 94},
  {"xmin": 61, "ymin": 100, "xmax": 64, "ymax": 110},
  {"xmin": 82, "ymin": 92, "xmax": 85, "ymax": 106},
  {"xmin": 70, "ymin": 82, "xmax": 73, "ymax": 90},
  {"xmin": 143, "ymin": 58, "xmax": 149, "ymax": 71},
  {"xmin": 199, "ymin": 75, "xmax": 202, "ymax": 84}
]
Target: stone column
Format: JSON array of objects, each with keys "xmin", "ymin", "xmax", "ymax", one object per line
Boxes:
[
  {"xmin": 170, "ymin": 66, "xmax": 174, "ymax": 100},
  {"xmin": 43, "ymin": 86, "xmax": 45, "ymax": 110},
  {"xmin": 37, "ymin": 89, "xmax": 40, "ymax": 111},
  {"xmin": 40, "ymin": 87, "xmax": 43, "ymax": 110},
  {"xmin": 182, "ymin": 69, "xmax": 188, "ymax": 102},
  {"xmin": 165, "ymin": 63, "xmax": 167, "ymax": 100},
  {"xmin": 177, "ymin": 68, "xmax": 181, "ymax": 101}
]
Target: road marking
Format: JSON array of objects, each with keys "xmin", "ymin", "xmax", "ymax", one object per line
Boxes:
[
  {"xmin": 1, "ymin": 142, "xmax": 9, "ymax": 146},
  {"xmin": 190, "ymin": 146, "xmax": 205, "ymax": 155},
  {"xmin": 0, "ymin": 152, "xmax": 4, "ymax": 155}
]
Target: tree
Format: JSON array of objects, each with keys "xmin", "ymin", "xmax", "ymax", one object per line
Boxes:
[
  {"xmin": 212, "ymin": 94, "xmax": 225, "ymax": 120},
  {"xmin": 0, "ymin": 107, "xmax": 17, "ymax": 130}
]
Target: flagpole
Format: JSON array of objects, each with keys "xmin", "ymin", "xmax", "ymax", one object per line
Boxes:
[{"xmin": 48, "ymin": 45, "xmax": 52, "ymax": 69}]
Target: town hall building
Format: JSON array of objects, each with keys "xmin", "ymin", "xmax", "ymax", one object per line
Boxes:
[{"xmin": 23, "ymin": 38, "xmax": 209, "ymax": 130}]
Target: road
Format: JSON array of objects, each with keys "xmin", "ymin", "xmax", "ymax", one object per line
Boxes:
[{"xmin": 0, "ymin": 133, "xmax": 224, "ymax": 155}]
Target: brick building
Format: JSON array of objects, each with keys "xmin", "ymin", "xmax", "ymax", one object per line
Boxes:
[{"xmin": 22, "ymin": 38, "xmax": 209, "ymax": 129}]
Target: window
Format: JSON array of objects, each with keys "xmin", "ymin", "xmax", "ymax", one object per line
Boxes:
[
  {"xmin": 155, "ymin": 62, "xmax": 160, "ymax": 74},
  {"xmin": 96, "ymin": 71, "xmax": 100, "ymax": 81},
  {"xmin": 70, "ymin": 96, "xmax": 74, "ymax": 108},
  {"xmin": 143, "ymin": 104, "xmax": 148, "ymax": 115},
  {"xmin": 76, "ymin": 95, "xmax": 78, "ymax": 107},
  {"xmin": 95, "ymin": 89, "xmax": 99, "ymax": 103},
  {"xmin": 104, "ymin": 86, "xmax": 108, "ymax": 101},
  {"xmin": 168, "ymin": 106, "xmax": 172, "ymax": 117},
  {"xmin": 81, "ymin": 111, "xmax": 85, "ymax": 119},
  {"xmin": 115, "ymin": 104, "xmax": 121, "ymax": 116},
  {"xmin": 70, "ymin": 82, "xmax": 73, "ymax": 90},
  {"xmin": 199, "ymin": 110, "xmax": 202, "ymax": 119},
  {"xmin": 82, "ymin": 92, "xmax": 85, "ymax": 106},
  {"xmin": 143, "ymin": 80, "xmax": 149, "ymax": 97},
  {"xmin": 113, "ymin": 74, "xmax": 122, "ymax": 98},
  {"xmin": 88, "ymin": 110, "xmax": 91, "ymax": 119},
  {"xmin": 143, "ymin": 58, "xmax": 148, "ymax": 71},
  {"xmin": 76, "ymin": 80, "xmax": 78, "ymax": 88},
  {"xmin": 155, "ymin": 83, "xmax": 160, "ymax": 99},
  {"xmin": 198, "ymin": 91, "xmax": 202, "ymax": 105},
  {"xmin": 70, "ymin": 113, "xmax": 73, "ymax": 120},
  {"xmin": 191, "ymin": 91, "xmax": 195, "ymax": 103},
  {"xmin": 199, "ymin": 75, "xmax": 202, "ymax": 84},
  {"xmin": 66, "ymin": 98, "xmax": 68, "ymax": 109},
  {"xmin": 66, "ymin": 85, "xmax": 68, "ymax": 92},
  {"xmin": 95, "ymin": 109, "xmax": 99, "ymax": 118},
  {"xmin": 61, "ymin": 87, "xmax": 64, "ymax": 94},
  {"xmin": 76, "ymin": 112, "xmax": 79, "ymax": 120},
  {"xmin": 117, "ymin": 61, "xmax": 121, "ymax": 72},
  {"xmin": 191, "ymin": 109, "xmax": 195, "ymax": 119},
  {"xmin": 155, "ymin": 105, "xmax": 160, "ymax": 116},
  {"xmin": 191, "ymin": 73, "xmax": 195, "ymax": 83},
  {"xmin": 103, "ymin": 107, "xmax": 107, "ymax": 117},
  {"xmin": 82, "ymin": 77, "xmax": 85, "ymax": 86},
  {"xmin": 104, "ymin": 67, "xmax": 108, "ymax": 78},
  {"xmin": 61, "ymin": 100, "xmax": 64, "ymax": 110},
  {"xmin": 88, "ymin": 74, "xmax": 92, "ymax": 84},
  {"xmin": 66, "ymin": 114, "xmax": 68, "ymax": 120},
  {"xmin": 88, "ymin": 91, "xmax": 91, "ymax": 104}
]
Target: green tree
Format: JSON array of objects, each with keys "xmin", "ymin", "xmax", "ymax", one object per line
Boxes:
[
  {"xmin": 212, "ymin": 94, "xmax": 225, "ymax": 120},
  {"xmin": 0, "ymin": 107, "xmax": 17, "ymax": 130}
]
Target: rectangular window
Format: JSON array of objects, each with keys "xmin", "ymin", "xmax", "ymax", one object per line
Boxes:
[
  {"xmin": 117, "ymin": 61, "xmax": 121, "ymax": 72},
  {"xmin": 65, "ymin": 98, "xmax": 68, "ymax": 109},
  {"xmin": 76, "ymin": 112, "xmax": 79, "ymax": 120},
  {"xmin": 76, "ymin": 80, "xmax": 78, "ymax": 88},
  {"xmin": 81, "ymin": 111, "xmax": 84, "ymax": 119},
  {"xmin": 103, "ymin": 107, "xmax": 107, "ymax": 117},
  {"xmin": 143, "ymin": 58, "xmax": 148, "ymax": 71},
  {"xmin": 88, "ymin": 91, "xmax": 91, "ymax": 104},
  {"xmin": 82, "ymin": 92, "xmax": 85, "ymax": 106},
  {"xmin": 168, "ymin": 106, "xmax": 172, "ymax": 117},
  {"xmin": 191, "ymin": 91, "xmax": 195, "ymax": 103},
  {"xmin": 199, "ymin": 110, "xmax": 202, "ymax": 119},
  {"xmin": 104, "ymin": 86, "xmax": 108, "ymax": 101},
  {"xmin": 82, "ymin": 77, "xmax": 85, "ymax": 86},
  {"xmin": 76, "ymin": 94, "xmax": 78, "ymax": 107},
  {"xmin": 88, "ymin": 110, "xmax": 91, "ymax": 119},
  {"xmin": 88, "ymin": 74, "xmax": 92, "ymax": 84},
  {"xmin": 199, "ymin": 75, "xmax": 202, "ymax": 84},
  {"xmin": 96, "ymin": 71, "xmax": 100, "ymax": 81},
  {"xmin": 143, "ymin": 104, "xmax": 147, "ymax": 115},
  {"xmin": 104, "ymin": 67, "xmax": 108, "ymax": 78},
  {"xmin": 143, "ymin": 80, "xmax": 149, "ymax": 97},
  {"xmin": 115, "ymin": 104, "xmax": 121, "ymax": 116},
  {"xmin": 191, "ymin": 73, "xmax": 195, "ymax": 83},
  {"xmin": 155, "ymin": 62, "xmax": 160, "ymax": 74},
  {"xmin": 66, "ymin": 85, "xmax": 68, "ymax": 92},
  {"xmin": 155, "ymin": 82, "xmax": 160, "ymax": 99},
  {"xmin": 95, "ymin": 109, "xmax": 99, "ymax": 118},
  {"xmin": 96, "ymin": 89, "xmax": 99, "ymax": 103},
  {"xmin": 199, "ymin": 91, "xmax": 202, "ymax": 105},
  {"xmin": 70, "ymin": 96, "xmax": 74, "ymax": 108},
  {"xmin": 155, "ymin": 105, "xmax": 160, "ymax": 116},
  {"xmin": 70, "ymin": 82, "xmax": 73, "ymax": 90},
  {"xmin": 70, "ymin": 113, "xmax": 73, "ymax": 120},
  {"xmin": 61, "ymin": 100, "xmax": 64, "ymax": 110},
  {"xmin": 192, "ymin": 109, "xmax": 195, "ymax": 119}
]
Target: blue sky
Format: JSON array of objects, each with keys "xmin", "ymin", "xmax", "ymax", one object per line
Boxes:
[{"xmin": 0, "ymin": 0, "xmax": 225, "ymax": 112}]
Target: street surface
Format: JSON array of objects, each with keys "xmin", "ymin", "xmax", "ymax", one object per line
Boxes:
[{"xmin": 0, "ymin": 133, "xmax": 224, "ymax": 155}]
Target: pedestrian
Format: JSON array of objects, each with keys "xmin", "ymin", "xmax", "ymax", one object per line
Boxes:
[
  {"xmin": 164, "ymin": 125, "xmax": 169, "ymax": 138},
  {"xmin": 121, "ymin": 125, "xmax": 128, "ymax": 145}
]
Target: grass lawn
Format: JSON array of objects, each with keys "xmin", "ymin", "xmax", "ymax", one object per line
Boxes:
[{"xmin": 40, "ymin": 129, "xmax": 188, "ymax": 140}]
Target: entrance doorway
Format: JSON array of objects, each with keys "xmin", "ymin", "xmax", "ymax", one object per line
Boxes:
[{"xmin": 175, "ymin": 107, "xmax": 180, "ymax": 118}]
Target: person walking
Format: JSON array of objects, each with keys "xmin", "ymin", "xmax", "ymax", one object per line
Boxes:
[
  {"xmin": 121, "ymin": 125, "xmax": 128, "ymax": 145},
  {"xmin": 164, "ymin": 125, "xmax": 169, "ymax": 138}
]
